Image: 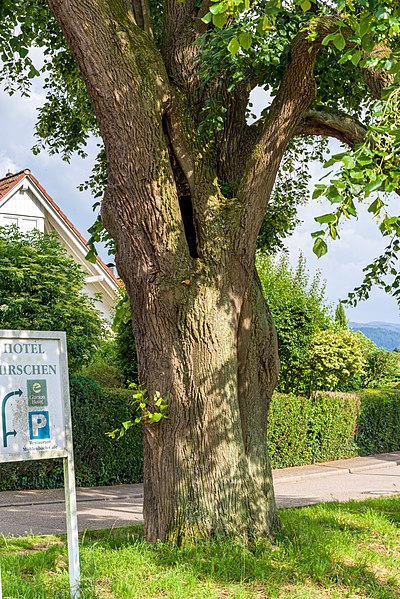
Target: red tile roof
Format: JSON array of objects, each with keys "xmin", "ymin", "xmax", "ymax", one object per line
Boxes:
[
  {"xmin": 0, "ymin": 169, "xmax": 120, "ymax": 287},
  {"xmin": 0, "ymin": 169, "xmax": 28, "ymax": 199}
]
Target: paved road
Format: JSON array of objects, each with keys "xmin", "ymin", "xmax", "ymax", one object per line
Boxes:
[{"xmin": 0, "ymin": 452, "xmax": 399, "ymax": 537}]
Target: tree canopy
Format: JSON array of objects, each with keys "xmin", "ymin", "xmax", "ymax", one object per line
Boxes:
[
  {"xmin": 1, "ymin": 1, "xmax": 399, "ymax": 291},
  {"xmin": 0, "ymin": 226, "xmax": 104, "ymax": 372}
]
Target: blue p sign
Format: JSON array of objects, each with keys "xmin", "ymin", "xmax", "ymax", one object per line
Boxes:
[{"xmin": 28, "ymin": 411, "xmax": 50, "ymax": 440}]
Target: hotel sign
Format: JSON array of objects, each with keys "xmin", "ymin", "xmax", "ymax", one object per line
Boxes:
[
  {"xmin": 0, "ymin": 334, "xmax": 68, "ymax": 460},
  {"xmin": 0, "ymin": 330, "xmax": 80, "ymax": 598}
]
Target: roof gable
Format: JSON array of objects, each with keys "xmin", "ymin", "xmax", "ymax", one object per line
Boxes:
[{"xmin": 0, "ymin": 170, "xmax": 28, "ymax": 200}]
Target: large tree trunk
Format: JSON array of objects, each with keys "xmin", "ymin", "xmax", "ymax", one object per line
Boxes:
[
  {"xmin": 132, "ymin": 264, "xmax": 279, "ymax": 542},
  {"xmin": 47, "ymin": 0, "xmax": 310, "ymax": 543}
]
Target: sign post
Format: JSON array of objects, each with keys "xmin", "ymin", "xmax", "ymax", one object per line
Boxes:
[{"xmin": 0, "ymin": 330, "xmax": 80, "ymax": 598}]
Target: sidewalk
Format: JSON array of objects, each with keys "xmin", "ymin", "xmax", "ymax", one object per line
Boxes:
[{"xmin": 0, "ymin": 452, "xmax": 399, "ymax": 537}]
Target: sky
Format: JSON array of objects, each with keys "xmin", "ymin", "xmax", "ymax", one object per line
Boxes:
[{"xmin": 0, "ymin": 77, "xmax": 399, "ymax": 324}]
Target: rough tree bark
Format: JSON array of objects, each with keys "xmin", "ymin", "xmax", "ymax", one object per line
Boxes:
[{"xmin": 45, "ymin": 0, "xmax": 375, "ymax": 542}]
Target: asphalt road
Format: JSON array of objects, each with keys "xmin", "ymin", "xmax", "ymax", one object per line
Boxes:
[{"xmin": 0, "ymin": 453, "xmax": 399, "ymax": 537}]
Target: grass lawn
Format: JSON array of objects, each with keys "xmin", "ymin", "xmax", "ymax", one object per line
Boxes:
[{"xmin": 1, "ymin": 496, "xmax": 399, "ymax": 598}]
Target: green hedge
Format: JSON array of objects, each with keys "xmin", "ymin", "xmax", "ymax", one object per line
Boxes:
[
  {"xmin": 268, "ymin": 389, "xmax": 400, "ymax": 468},
  {"xmin": 355, "ymin": 389, "xmax": 400, "ymax": 456},
  {"xmin": 0, "ymin": 376, "xmax": 143, "ymax": 491},
  {"xmin": 268, "ymin": 392, "xmax": 359, "ymax": 469},
  {"xmin": 2, "ymin": 381, "xmax": 399, "ymax": 490}
]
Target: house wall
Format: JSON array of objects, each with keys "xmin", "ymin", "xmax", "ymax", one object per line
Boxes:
[{"xmin": 0, "ymin": 188, "xmax": 45, "ymax": 232}]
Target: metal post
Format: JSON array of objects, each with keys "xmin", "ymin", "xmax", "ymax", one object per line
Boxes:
[
  {"xmin": 64, "ymin": 455, "xmax": 80, "ymax": 597},
  {"xmin": 0, "ymin": 558, "xmax": 3, "ymax": 599}
]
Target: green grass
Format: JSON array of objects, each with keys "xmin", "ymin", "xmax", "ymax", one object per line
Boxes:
[{"xmin": 1, "ymin": 496, "xmax": 399, "ymax": 598}]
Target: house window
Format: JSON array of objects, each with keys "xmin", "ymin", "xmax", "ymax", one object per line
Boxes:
[
  {"xmin": 20, "ymin": 218, "xmax": 39, "ymax": 232},
  {"xmin": 0, "ymin": 216, "xmax": 18, "ymax": 227},
  {"xmin": 0, "ymin": 216, "xmax": 43, "ymax": 232}
]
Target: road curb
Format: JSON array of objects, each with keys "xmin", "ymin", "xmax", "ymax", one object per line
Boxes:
[{"xmin": 272, "ymin": 453, "xmax": 400, "ymax": 483}]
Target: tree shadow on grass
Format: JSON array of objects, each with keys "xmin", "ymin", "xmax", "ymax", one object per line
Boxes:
[{"xmin": 1, "ymin": 497, "xmax": 400, "ymax": 598}]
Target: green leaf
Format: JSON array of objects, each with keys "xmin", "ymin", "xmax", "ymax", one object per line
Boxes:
[
  {"xmin": 364, "ymin": 176, "xmax": 387, "ymax": 195},
  {"xmin": 201, "ymin": 12, "xmax": 212, "ymax": 23},
  {"xmin": 313, "ymin": 237, "xmax": 328, "ymax": 258},
  {"xmin": 321, "ymin": 33, "xmax": 336, "ymax": 46},
  {"xmin": 239, "ymin": 32, "xmax": 252, "ymax": 51},
  {"xmin": 300, "ymin": 0, "xmax": 311, "ymax": 10},
  {"xmin": 228, "ymin": 37, "xmax": 240, "ymax": 56},
  {"xmin": 85, "ymin": 246, "xmax": 97, "ymax": 263},
  {"xmin": 375, "ymin": 6, "xmax": 389, "ymax": 20},
  {"xmin": 312, "ymin": 185, "xmax": 326, "ymax": 199},
  {"xmin": 332, "ymin": 33, "xmax": 346, "ymax": 51},
  {"xmin": 324, "ymin": 152, "xmax": 347, "ymax": 167},
  {"xmin": 329, "ymin": 223, "xmax": 338, "ymax": 239},
  {"xmin": 209, "ymin": 3, "xmax": 223, "ymax": 14},
  {"xmin": 367, "ymin": 197, "xmax": 384, "ymax": 214},
  {"xmin": 314, "ymin": 213, "xmax": 337, "ymax": 224},
  {"xmin": 359, "ymin": 17, "xmax": 371, "ymax": 38},
  {"xmin": 351, "ymin": 50, "xmax": 362, "ymax": 66},
  {"xmin": 212, "ymin": 13, "xmax": 228, "ymax": 28},
  {"xmin": 341, "ymin": 155, "xmax": 355, "ymax": 169},
  {"xmin": 148, "ymin": 413, "xmax": 164, "ymax": 423}
]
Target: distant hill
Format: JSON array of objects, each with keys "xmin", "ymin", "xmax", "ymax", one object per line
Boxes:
[{"xmin": 349, "ymin": 321, "xmax": 400, "ymax": 351}]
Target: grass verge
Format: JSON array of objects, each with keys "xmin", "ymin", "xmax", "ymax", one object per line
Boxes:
[{"xmin": 1, "ymin": 496, "xmax": 399, "ymax": 598}]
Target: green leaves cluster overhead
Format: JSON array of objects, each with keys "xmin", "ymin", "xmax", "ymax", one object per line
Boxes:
[{"xmin": 1, "ymin": 0, "xmax": 400, "ymax": 307}]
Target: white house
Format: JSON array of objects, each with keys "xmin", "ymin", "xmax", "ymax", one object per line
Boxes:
[{"xmin": 0, "ymin": 168, "xmax": 119, "ymax": 321}]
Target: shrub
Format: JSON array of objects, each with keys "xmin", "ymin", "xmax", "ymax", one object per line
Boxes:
[
  {"xmin": 307, "ymin": 328, "xmax": 366, "ymax": 393},
  {"xmin": 257, "ymin": 252, "xmax": 331, "ymax": 395},
  {"xmin": 355, "ymin": 389, "xmax": 400, "ymax": 455},
  {"xmin": 0, "ymin": 376, "xmax": 143, "ymax": 490},
  {"xmin": 267, "ymin": 391, "xmax": 359, "ymax": 468}
]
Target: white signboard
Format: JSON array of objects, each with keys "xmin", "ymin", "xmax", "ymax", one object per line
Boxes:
[
  {"xmin": 0, "ymin": 330, "xmax": 80, "ymax": 598},
  {"xmin": 0, "ymin": 335, "xmax": 68, "ymax": 459}
]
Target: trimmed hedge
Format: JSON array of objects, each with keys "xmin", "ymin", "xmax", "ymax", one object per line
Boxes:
[
  {"xmin": 0, "ymin": 376, "xmax": 143, "ymax": 491},
  {"xmin": 355, "ymin": 389, "xmax": 400, "ymax": 456},
  {"xmin": 1, "ymin": 381, "xmax": 399, "ymax": 490},
  {"xmin": 268, "ymin": 392, "xmax": 359, "ymax": 469},
  {"xmin": 268, "ymin": 389, "xmax": 400, "ymax": 468}
]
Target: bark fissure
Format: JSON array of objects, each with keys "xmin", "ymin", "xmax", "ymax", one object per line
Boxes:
[{"xmin": 162, "ymin": 115, "xmax": 200, "ymax": 259}]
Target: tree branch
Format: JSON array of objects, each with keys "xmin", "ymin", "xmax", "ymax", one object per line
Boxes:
[
  {"xmin": 362, "ymin": 44, "xmax": 394, "ymax": 99},
  {"xmin": 130, "ymin": 0, "xmax": 153, "ymax": 38},
  {"xmin": 295, "ymin": 109, "xmax": 366, "ymax": 147},
  {"xmin": 237, "ymin": 17, "xmax": 340, "ymax": 262},
  {"xmin": 162, "ymin": 0, "xmax": 199, "ymax": 89}
]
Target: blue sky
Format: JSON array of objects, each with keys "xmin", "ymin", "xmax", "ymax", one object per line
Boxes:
[{"xmin": 0, "ymin": 78, "xmax": 399, "ymax": 324}]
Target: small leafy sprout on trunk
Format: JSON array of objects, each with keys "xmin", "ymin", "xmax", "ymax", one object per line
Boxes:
[{"xmin": 106, "ymin": 384, "xmax": 169, "ymax": 439}]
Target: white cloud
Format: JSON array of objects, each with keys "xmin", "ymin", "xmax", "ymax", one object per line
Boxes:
[{"xmin": 0, "ymin": 81, "xmax": 99, "ymax": 245}]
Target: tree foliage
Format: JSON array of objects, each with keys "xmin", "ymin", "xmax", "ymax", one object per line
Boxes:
[
  {"xmin": 257, "ymin": 252, "xmax": 331, "ymax": 394},
  {"xmin": 1, "ymin": 1, "xmax": 399, "ymax": 291},
  {"xmin": 112, "ymin": 290, "xmax": 138, "ymax": 384},
  {"xmin": 362, "ymin": 347, "xmax": 399, "ymax": 387},
  {"xmin": 308, "ymin": 328, "xmax": 366, "ymax": 392},
  {"xmin": 0, "ymin": 226, "xmax": 104, "ymax": 372},
  {"xmin": 334, "ymin": 301, "xmax": 348, "ymax": 328}
]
